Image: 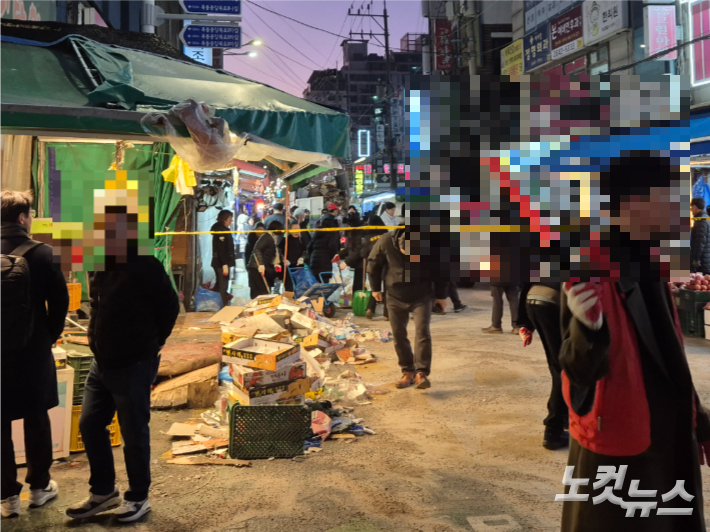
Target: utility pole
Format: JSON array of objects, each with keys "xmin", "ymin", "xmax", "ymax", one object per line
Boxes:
[{"xmin": 348, "ymin": 0, "xmax": 398, "ymax": 191}]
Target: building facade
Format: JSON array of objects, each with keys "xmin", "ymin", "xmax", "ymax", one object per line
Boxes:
[{"xmin": 303, "ymin": 38, "xmax": 421, "ymax": 188}]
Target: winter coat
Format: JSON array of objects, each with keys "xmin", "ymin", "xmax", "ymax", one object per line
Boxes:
[
  {"xmin": 211, "ymin": 222, "xmax": 236, "ymax": 269},
  {"xmin": 248, "ymin": 233, "xmax": 280, "ymax": 271},
  {"xmin": 279, "ymin": 233, "xmax": 307, "ymax": 267},
  {"xmin": 307, "ymin": 214, "xmax": 340, "ymax": 276},
  {"xmin": 88, "ymin": 256, "xmax": 179, "ymax": 369},
  {"xmin": 1, "ymin": 223, "xmax": 69, "ymax": 420},
  {"xmin": 559, "ymin": 282, "xmax": 710, "ymax": 532},
  {"xmin": 264, "ymin": 212, "xmax": 286, "ymax": 230},
  {"xmin": 245, "ymin": 230, "xmax": 261, "ymax": 264},
  {"xmin": 367, "ymin": 228, "xmax": 448, "ymax": 303},
  {"xmin": 690, "ymin": 218, "xmax": 710, "ymax": 273},
  {"xmin": 299, "ymin": 219, "xmax": 312, "ymax": 251},
  {"xmin": 236, "ymin": 213, "xmax": 250, "ymax": 246}
]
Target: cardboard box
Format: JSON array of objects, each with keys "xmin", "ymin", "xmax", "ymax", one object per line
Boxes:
[
  {"xmin": 706, "ymin": 324, "xmax": 710, "ymax": 341},
  {"xmin": 13, "ymin": 367, "xmax": 74, "ymax": 463},
  {"xmin": 247, "ymin": 294, "xmax": 282, "ymax": 309},
  {"xmin": 705, "ymin": 308, "xmax": 710, "ymax": 326},
  {"xmin": 221, "ymin": 327, "xmax": 260, "ymax": 345},
  {"xmin": 228, "ymin": 378, "xmax": 311, "ymax": 406},
  {"xmin": 229, "ymin": 361, "xmax": 308, "ymax": 391},
  {"xmin": 222, "ymin": 338, "xmax": 300, "ymax": 371},
  {"xmin": 53, "ymin": 346, "xmax": 67, "ymax": 369}
]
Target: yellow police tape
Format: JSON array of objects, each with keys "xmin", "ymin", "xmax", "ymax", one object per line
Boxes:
[{"xmin": 155, "ymin": 225, "xmax": 405, "ymax": 236}]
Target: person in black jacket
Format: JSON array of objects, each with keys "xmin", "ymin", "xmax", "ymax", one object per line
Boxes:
[
  {"xmin": 244, "ymin": 221, "xmax": 265, "ymax": 267},
  {"xmin": 341, "ymin": 212, "xmax": 366, "ymax": 292},
  {"xmin": 691, "ymin": 198, "xmax": 710, "ymax": 274},
  {"xmin": 279, "ymin": 219, "xmax": 308, "ymax": 293},
  {"xmin": 210, "ymin": 210, "xmax": 236, "ymax": 308},
  {"xmin": 308, "ymin": 214, "xmax": 340, "ymax": 281},
  {"xmin": 67, "ymin": 210, "xmax": 179, "ymax": 523},
  {"xmin": 359, "ymin": 215, "xmax": 388, "ymax": 320},
  {"xmin": 247, "ymin": 221, "xmax": 283, "ymax": 298},
  {"xmin": 368, "ymin": 228, "xmax": 448, "ymax": 390},
  {"xmin": 517, "ymin": 282, "xmax": 568, "ymax": 450},
  {"xmin": 1, "ymin": 191, "xmax": 69, "ymax": 519}
]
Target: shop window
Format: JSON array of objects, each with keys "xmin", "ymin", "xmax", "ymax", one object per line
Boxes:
[
  {"xmin": 564, "ymin": 56, "xmax": 587, "ymax": 75},
  {"xmin": 692, "ymin": 0, "xmax": 710, "ymax": 85}
]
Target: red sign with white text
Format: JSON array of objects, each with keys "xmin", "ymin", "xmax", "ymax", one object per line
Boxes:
[{"xmin": 434, "ymin": 19, "xmax": 454, "ymax": 71}]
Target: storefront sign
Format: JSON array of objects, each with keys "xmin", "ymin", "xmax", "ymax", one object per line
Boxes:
[
  {"xmin": 583, "ymin": 0, "xmax": 628, "ymax": 46},
  {"xmin": 1, "ymin": 0, "xmax": 55, "ymax": 21},
  {"xmin": 691, "ymin": 0, "xmax": 710, "ymax": 85},
  {"xmin": 525, "ymin": 0, "xmax": 582, "ymax": 33},
  {"xmin": 550, "ymin": 5, "xmax": 584, "ymax": 60},
  {"xmin": 434, "ymin": 19, "xmax": 454, "ymax": 71},
  {"xmin": 355, "ymin": 168, "xmax": 364, "ymax": 195},
  {"xmin": 644, "ymin": 5, "xmax": 677, "ymax": 60},
  {"xmin": 501, "ymin": 40, "xmax": 524, "ymax": 75},
  {"xmin": 523, "ymin": 25, "xmax": 551, "ymax": 72}
]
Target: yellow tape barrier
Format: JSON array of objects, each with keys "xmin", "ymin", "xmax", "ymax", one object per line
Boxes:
[{"xmin": 155, "ymin": 225, "xmax": 405, "ymax": 236}]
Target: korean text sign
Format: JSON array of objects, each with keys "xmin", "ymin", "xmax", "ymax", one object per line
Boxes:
[
  {"xmin": 501, "ymin": 40, "xmax": 524, "ymax": 75},
  {"xmin": 644, "ymin": 5, "xmax": 677, "ymax": 60},
  {"xmin": 551, "ymin": 5, "xmax": 584, "ymax": 60},
  {"xmin": 583, "ymin": 0, "xmax": 628, "ymax": 46},
  {"xmin": 434, "ymin": 19, "xmax": 454, "ymax": 71},
  {"xmin": 523, "ymin": 25, "xmax": 550, "ymax": 72}
]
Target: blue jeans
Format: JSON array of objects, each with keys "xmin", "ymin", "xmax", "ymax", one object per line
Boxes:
[{"xmin": 80, "ymin": 355, "xmax": 160, "ymax": 502}]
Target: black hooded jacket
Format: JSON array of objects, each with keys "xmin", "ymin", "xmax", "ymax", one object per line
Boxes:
[
  {"xmin": 307, "ymin": 214, "xmax": 341, "ymax": 275},
  {"xmin": 691, "ymin": 218, "xmax": 710, "ymax": 273},
  {"xmin": 367, "ymin": 228, "xmax": 448, "ymax": 302},
  {"xmin": 89, "ymin": 256, "xmax": 179, "ymax": 369}
]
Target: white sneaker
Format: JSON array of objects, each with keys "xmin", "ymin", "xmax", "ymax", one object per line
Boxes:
[
  {"xmin": 66, "ymin": 490, "xmax": 122, "ymax": 520},
  {"xmin": 1, "ymin": 495, "xmax": 20, "ymax": 518},
  {"xmin": 115, "ymin": 498, "xmax": 151, "ymax": 523},
  {"xmin": 29, "ymin": 480, "xmax": 58, "ymax": 508}
]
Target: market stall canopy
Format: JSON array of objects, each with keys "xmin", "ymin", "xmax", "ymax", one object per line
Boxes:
[{"xmin": 1, "ymin": 33, "xmax": 350, "ymax": 159}]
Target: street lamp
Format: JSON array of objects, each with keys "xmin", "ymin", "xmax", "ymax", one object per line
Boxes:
[
  {"xmin": 244, "ymin": 39, "xmax": 263, "ymax": 47},
  {"xmin": 225, "ymin": 51, "xmax": 258, "ymax": 57}
]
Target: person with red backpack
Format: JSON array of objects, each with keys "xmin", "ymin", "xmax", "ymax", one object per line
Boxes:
[{"xmin": 1, "ymin": 190, "xmax": 69, "ymax": 519}]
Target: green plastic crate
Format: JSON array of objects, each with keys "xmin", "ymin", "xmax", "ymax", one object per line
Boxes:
[
  {"xmin": 67, "ymin": 354, "xmax": 93, "ymax": 405},
  {"xmin": 228, "ymin": 405, "xmax": 312, "ymax": 460},
  {"xmin": 679, "ymin": 309, "xmax": 705, "ymax": 338},
  {"xmin": 678, "ymin": 289, "xmax": 710, "ymax": 313}
]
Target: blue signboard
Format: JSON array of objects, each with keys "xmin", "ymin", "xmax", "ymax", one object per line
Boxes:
[
  {"xmin": 180, "ymin": 23, "xmax": 241, "ymax": 48},
  {"xmin": 525, "ymin": 0, "xmax": 583, "ymax": 33},
  {"xmin": 523, "ymin": 24, "xmax": 550, "ymax": 72},
  {"xmin": 180, "ymin": 1, "xmax": 241, "ymax": 15}
]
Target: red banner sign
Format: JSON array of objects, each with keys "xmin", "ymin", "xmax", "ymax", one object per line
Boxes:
[{"xmin": 434, "ymin": 19, "xmax": 454, "ymax": 71}]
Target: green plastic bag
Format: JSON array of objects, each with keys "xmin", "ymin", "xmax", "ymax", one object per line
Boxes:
[{"xmin": 352, "ymin": 290, "xmax": 372, "ymax": 317}]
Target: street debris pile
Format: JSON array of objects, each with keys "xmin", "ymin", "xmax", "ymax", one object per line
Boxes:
[{"xmin": 157, "ymin": 292, "xmax": 392, "ymax": 465}]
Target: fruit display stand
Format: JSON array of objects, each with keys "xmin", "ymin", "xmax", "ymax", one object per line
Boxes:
[{"xmin": 12, "ymin": 366, "xmax": 74, "ymax": 464}]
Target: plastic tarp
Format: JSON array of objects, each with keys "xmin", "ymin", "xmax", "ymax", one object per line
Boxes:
[
  {"xmin": 1, "ymin": 36, "xmax": 350, "ymax": 159},
  {"xmin": 691, "ymin": 110, "xmax": 710, "ymax": 141}
]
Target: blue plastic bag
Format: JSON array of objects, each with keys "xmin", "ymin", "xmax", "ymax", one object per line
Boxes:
[
  {"xmin": 290, "ymin": 266, "xmax": 318, "ymax": 298},
  {"xmin": 195, "ymin": 286, "xmax": 223, "ymax": 312}
]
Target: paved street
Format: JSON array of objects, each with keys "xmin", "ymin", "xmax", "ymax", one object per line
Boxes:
[{"xmin": 4, "ymin": 287, "xmax": 710, "ymax": 532}]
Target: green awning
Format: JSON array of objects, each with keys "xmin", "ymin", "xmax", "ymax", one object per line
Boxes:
[
  {"xmin": 1, "ymin": 36, "xmax": 350, "ymax": 158},
  {"xmin": 284, "ymin": 165, "xmax": 329, "ymax": 188}
]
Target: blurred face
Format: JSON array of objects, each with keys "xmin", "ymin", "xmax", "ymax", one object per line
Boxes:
[
  {"xmin": 611, "ymin": 186, "xmax": 682, "ymax": 241},
  {"xmin": 331, "ymin": 209, "xmax": 339, "ymax": 217},
  {"xmin": 103, "ymin": 211, "xmax": 138, "ymax": 262},
  {"xmin": 691, "ymin": 203, "xmax": 703, "ymax": 217},
  {"xmin": 386, "ymin": 208, "xmax": 395, "ymax": 216},
  {"xmin": 348, "ymin": 207, "xmax": 357, "ymax": 214},
  {"xmin": 18, "ymin": 208, "xmax": 34, "ymax": 231},
  {"xmin": 224, "ymin": 215, "xmax": 233, "ymax": 227}
]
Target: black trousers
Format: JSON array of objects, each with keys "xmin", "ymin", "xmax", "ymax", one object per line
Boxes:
[
  {"xmin": 387, "ymin": 295, "xmax": 432, "ymax": 375},
  {"xmin": 80, "ymin": 356, "xmax": 160, "ymax": 502},
  {"xmin": 1, "ymin": 411, "xmax": 53, "ymax": 499},
  {"xmin": 491, "ymin": 285, "xmax": 520, "ymax": 329},
  {"xmin": 248, "ymin": 268, "xmax": 275, "ymax": 298},
  {"xmin": 449, "ymin": 283, "xmax": 462, "ymax": 306},
  {"xmin": 212, "ymin": 266, "xmax": 230, "ymax": 307},
  {"xmin": 526, "ymin": 300, "xmax": 568, "ymax": 431}
]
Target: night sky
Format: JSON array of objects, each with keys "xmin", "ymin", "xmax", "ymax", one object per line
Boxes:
[{"xmin": 224, "ymin": 1, "xmax": 427, "ymax": 97}]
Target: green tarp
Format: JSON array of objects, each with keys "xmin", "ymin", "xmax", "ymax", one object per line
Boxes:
[{"xmin": 1, "ymin": 36, "xmax": 350, "ymax": 158}]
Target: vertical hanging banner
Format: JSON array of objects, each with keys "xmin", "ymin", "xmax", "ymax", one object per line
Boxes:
[
  {"xmin": 644, "ymin": 5, "xmax": 677, "ymax": 60},
  {"xmin": 525, "ymin": 0, "xmax": 540, "ymax": 33},
  {"xmin": 550, "ymin": 5, "xmax": 584, "ymax": 60},
  {"xmin": 583, "ymin": 0, "xmax": 629, "ymax": 47},
  {"xmin": 501, "ymin": 39, "xmax": 524, "ymax": 75},
  {"xmin": 523, "ymin": 25, "xmax": 551, "ymax": 72},
  {"xmin": 434, "ymin": 19, "xmax": 454, "ymax": 71}
]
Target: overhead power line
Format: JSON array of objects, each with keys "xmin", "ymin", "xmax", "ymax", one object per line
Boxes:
[
  {"xmin": 606, "ymin": 33, "xmax": 710, "ymax": 74},
  {"xmin": 247, "ymin": 0, "xmax": 411, "ymax": 53}
]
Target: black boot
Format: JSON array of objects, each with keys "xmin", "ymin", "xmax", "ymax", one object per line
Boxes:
[{"xmin": 543, "ymin": 428, "xmax": 569, "ymax": 450}]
